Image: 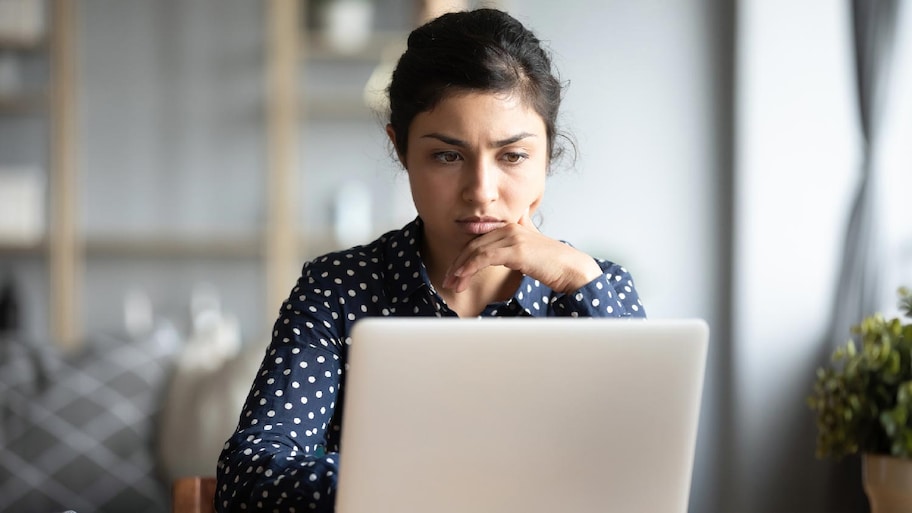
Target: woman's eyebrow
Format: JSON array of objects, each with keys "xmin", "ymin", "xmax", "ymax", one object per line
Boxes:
[
  {"xmin": 492, "ymin": 133, "xmax": 536, "ymax": 147},
  {"xmin": 421, "ymin": 133, "xmax": 466, "ymax": 147},
  {"xmin": 419, "ymin": 132, "xmax": 537, "ymax": 148}
]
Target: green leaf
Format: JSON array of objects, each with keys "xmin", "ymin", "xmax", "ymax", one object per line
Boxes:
[{"xmin": 809, "ymin": 286, "xmax": 912, "ymax": 460}]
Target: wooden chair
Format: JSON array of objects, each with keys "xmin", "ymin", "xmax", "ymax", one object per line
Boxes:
[{"xmin": 172, "ymin": 476, "xmax": 217, "ymax": 513}]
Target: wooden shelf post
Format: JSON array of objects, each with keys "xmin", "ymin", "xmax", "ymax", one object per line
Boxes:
[
  {"xmin": 264, "ymin": 0, "xmax": 301, "ymax": 332},
  {"xmin": 49, "ymin": 0, "xmax": 81, "ymax": 349}
]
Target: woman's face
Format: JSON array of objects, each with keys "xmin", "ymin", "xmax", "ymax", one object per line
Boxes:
[{"xmin": 391, "ymin": 90, "xmax": 548, "ymax": 261}]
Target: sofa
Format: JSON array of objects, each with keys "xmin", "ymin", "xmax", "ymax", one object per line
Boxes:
[{"xmin": 0, "ymin": 306, "xmax": 261, "ymax": 513}]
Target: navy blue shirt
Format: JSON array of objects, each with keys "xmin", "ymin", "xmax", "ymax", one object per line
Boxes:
[{"xmin": 215, "ymin": 218, "xmax": 645, "ymax": 512}]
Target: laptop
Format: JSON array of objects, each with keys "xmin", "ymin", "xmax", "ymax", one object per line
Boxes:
[{"xmin": 337, "ymin": 318, "xmax": 709, "ymax": 513}]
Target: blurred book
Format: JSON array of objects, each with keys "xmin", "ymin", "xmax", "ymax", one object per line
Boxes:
[
  {"xmin": 0, "ymin": 168, "xmax": 45, "ymax": 244},
  {"xmin": 0, "ymin": 0, "xmax": 46, "ymax": 43}
]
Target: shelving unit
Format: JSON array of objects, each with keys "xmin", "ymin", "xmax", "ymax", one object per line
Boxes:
[
  {"xmin": 84, "ymin": 236, "xmax": 262, "ymax": 260},
  {"xmin": 0, "ymin": 240, "xmax": 45, "ymax": 256},
  {"xmin": 1, "ymin": 1, "xmax": 302, "ymax": 346},
  {"xmin": 0, "ymin": 0, "xmax": 79, "ymax": 349},
  {"xmin": 0, "ymin": 0, "xmax": 450, "ymax": 347},
  {"xmin": 0, "ymin": 91, "xmax": 46, "ymax": 113}
]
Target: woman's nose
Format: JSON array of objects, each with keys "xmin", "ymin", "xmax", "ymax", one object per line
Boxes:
[{"xmin": 461, "ymin": 159, "xmax": 498, "ymax": 204}]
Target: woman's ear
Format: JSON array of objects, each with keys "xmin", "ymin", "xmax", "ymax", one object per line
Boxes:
[{"xmin": 386, "ymin": 124, "xmax": 406, "ymax": 169}]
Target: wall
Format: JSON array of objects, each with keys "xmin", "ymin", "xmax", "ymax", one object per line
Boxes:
[
  {"xmin": 507, "ymin": 1, "xmax": 732, "ymax": 512},
  {"xmin": 733, "ymin": 0, "xmax": 857, "ymax": 509}
]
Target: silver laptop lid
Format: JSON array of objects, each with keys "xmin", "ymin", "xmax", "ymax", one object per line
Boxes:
[{"xmin": 337, "ymin": 318, "xmax": 708, "ymax": 513}]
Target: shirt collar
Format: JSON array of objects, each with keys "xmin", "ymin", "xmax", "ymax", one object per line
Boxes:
[{"xmin": 382, "ymin": 217, "xmax": 438, "ymax": 306}]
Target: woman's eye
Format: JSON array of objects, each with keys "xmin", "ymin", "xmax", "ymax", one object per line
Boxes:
[
  {"xmin": 503, "ymin": 152, "xmax": 528, "ymax": 164},
  {"xmin": 433, "ymin": 151, "xmax": 461, "ymax": 163}
]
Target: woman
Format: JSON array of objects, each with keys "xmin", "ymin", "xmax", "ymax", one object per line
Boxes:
[{"xmin": 216, "ymin": 8, "xmax": 645, "ymax": 512}]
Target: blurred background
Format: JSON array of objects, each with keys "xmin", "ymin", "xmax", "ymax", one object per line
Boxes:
[{"xmin": 0, "ymin": 0, "xmax": 910, "ymax": 512}]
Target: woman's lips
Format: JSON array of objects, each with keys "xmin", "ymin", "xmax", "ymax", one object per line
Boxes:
[{"xmin": 456, "ymin": 217, "xmax": 505, "ymax": 235}]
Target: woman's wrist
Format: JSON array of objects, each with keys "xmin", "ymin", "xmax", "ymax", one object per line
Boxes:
[{"xmin": 555, "ymin": 252, "xmax": 603, "ymax": 294}]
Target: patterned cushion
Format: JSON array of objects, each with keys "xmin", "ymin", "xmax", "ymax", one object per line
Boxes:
[{"xmin": 0, "ymin": 326, "xmax": 180, "ymax": 513}]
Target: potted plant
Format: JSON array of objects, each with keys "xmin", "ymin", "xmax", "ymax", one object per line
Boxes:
[{"xmin": 808, "ymin": 286, "xmax": 912, "ymax": 513}]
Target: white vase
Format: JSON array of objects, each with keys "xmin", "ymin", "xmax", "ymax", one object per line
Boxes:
[
  {"xmin": 863, "ymin": 453, "xmax": 912, "ymax": 513},
  {"xmin": 318, "ymin": 0, "xmax": 374, "ymax": 55}
]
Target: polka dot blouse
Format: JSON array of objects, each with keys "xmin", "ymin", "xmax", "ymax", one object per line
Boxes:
[{"xmin": 215, "ymin": 217, "xmax": 645, "ymax": 513}]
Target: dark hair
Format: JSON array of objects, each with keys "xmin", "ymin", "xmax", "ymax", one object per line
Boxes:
[{"xmin": 387, "ymin": 9, "xmax": 566, "ymax": 163}]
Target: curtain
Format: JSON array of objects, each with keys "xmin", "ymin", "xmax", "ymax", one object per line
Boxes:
[
  {"xmin": 827, "ymin": 0, "xmax": 901, "ymax": 350},
  {"xmin": 822, "ymin": 1, "xmax": 901, "ymax": 510}
]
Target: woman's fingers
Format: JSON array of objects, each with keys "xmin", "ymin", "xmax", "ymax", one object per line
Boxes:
[
  {"xmin": 442, "ymin": 219, "xmax": 603, "ymax": 294},
  {"xmin": 443, "ymin": 228, "xmax": 519, "ymax": 290},
  {"xmin": 443, "ymin": 222, "xmax": 550, "ymax": 291}
]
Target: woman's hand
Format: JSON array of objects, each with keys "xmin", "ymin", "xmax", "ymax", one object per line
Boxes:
[{"xmin": 441, "ymin": 214, "xmax": 603, "ymax": 295}]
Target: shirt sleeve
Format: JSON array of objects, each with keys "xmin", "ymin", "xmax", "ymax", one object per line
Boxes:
[
  {"xmin": 550, "ymin": 259, "xmax": 646, "ymax": 318},
  {"xmin": 215, "ymin": 262, "xmax": 346, "ymax": 513}
]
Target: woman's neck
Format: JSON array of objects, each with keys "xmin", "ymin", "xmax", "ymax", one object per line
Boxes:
[
  {"xmin": 440, "ymin": 266, "xmax": 522, "ymax": 317},
  {"xmin": 422, "ymin": 238, "xmax": 521, "ymax": 317}
]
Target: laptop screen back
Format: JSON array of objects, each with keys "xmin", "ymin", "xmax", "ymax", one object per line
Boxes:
[{"xmin": 337, "ymin": 318, "xmax": 708, "ymax": 513}]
